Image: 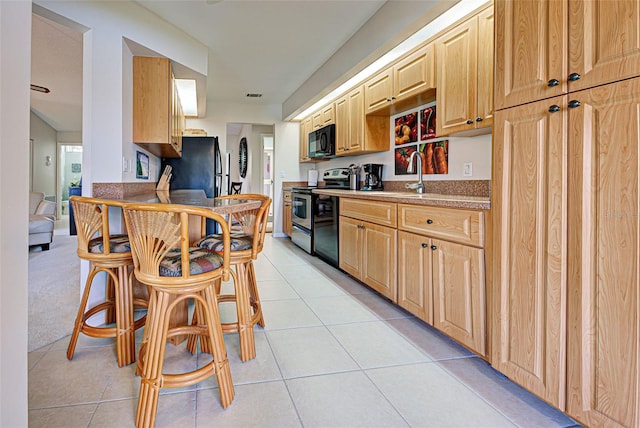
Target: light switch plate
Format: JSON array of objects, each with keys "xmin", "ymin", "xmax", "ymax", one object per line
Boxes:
[
  {"xmin": 122, "ymin": 157, "xmax": 129, "ymax": 172},
  {"xmin": 463, "ymin": 162, "xmax": 472, "ymax": 176}
]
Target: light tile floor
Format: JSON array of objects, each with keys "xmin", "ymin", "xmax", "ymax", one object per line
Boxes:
[{"xmin": 28, "ymin": 235, "xmax": 581, "ymax": 427}]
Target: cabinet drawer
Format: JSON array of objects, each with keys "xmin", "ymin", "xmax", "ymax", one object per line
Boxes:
[
  {"xmin": 283, "ymin": 191, "xmax": 292, "ymax": 202},
  {"xmin": 398, "ymin": 204, "xmax": 484, "ymax": 247},
  {"xmin": 340, "ymin": 198, "xmax": 397, "ymax": 227}
]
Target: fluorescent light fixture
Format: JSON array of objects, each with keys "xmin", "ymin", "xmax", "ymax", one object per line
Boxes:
[
  {"xmin": 292, "ymin": 0, "xmax": 490, "ymax": 121},
  {"xmin": 175, "ymin": 78, "xmax": 198, "ymax": 117}
]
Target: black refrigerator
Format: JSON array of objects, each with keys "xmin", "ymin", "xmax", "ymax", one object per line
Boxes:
[
  {"xmin": 161, "ymin": 136, "xmax": 222, "ymax": 198},
  {"xmin": 161, "ymin": 136, "xmax": 222, "ymax": 233}
]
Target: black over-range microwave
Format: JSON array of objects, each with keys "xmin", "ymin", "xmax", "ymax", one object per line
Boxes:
[{"xmin": 308, "ymin": 124, "xmax": 335, "ymax": 158}]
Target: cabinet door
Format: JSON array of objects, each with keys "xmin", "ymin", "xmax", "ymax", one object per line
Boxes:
[
  {"xmin": 432, "ymin": 239, "xmax": 485, "ymax": 356},
  {"xmin": 361, "ymin": 221, "xmax": 397, "ymax": 302},
  {"xmin": 436, "ymin": 15, "xmax": 478, "ymax": 135},
  {"xmin": 334, "ymin": 95, "xmax": 348, "ymax": 155},
  {"xmin": 397, "ymin": 231, "xmax": 432, "ymax": 324},
  {"xmin": 347, "ymin": 86, "xmax": 364, "ymax": 153},
  {"xmin": 476, "ymin": 6, "xmax": 494, "ymax": 128},
  {"xmin": 567, "ymin": 78, "xmax": 640, "ymax": 427},
  {"xmin": 492, "ymin": 95, "xmax": 568, "ymax": 408},
  {"xmin": 394, "ymin": 43, "xmax": 435, "ymax": 103},
  {"xmin": 339, "ymin": 216, "xmax": 362, "ymax": 279},
  {"xmin": 494, "ymin": 0, "xmax": 567, "ymax": 110},
  {"xmin": 299, "ymin": 118, "xmax": 312, "ymax": 162},
  {"xmin": 311, "ymin": 111, "xmax": 323, "ymax": 129},
  {"xmin": 569, "ymin": 0, "xmax": 640, "ymax": 93},
  {"xmin": 321, "ymin": 103, "xmax": 335, "ymax": 126},
  {"xmin": 364, "ymin": 69, "xmax": 393, "ymax": 114}
]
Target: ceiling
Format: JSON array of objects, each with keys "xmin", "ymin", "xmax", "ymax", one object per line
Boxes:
[{"xmin": 30, "ymin": 0, "xmax": 450, "ymax": 133}]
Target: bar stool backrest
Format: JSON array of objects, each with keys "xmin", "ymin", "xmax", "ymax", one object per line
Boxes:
[
  {"xmin": 123, "ymin": 203, "xmax": 231, "ymax": 283},
  {"xmin": 216, "ymin": 194, "xmax": 271, "ymax": 259},
  {"xmin": 70, "ymin": 196, "xmax": 128, "ymax": 259}
]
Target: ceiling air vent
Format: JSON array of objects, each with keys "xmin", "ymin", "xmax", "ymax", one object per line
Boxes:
[{"xmin": 246, "ymin": 93, "xmax": 262, "ymax": 98}]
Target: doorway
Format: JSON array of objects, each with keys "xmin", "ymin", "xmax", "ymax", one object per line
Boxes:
[
  {"xmin": 57, "ymin": 144, "xmax": 82, "ymax": 219},
  {"xmin": 262, "ymin": 134, "xmax": 274, "ymax": 231}
]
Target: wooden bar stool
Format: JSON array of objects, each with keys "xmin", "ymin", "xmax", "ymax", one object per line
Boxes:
[
  {"xmin": 67, "ymin": 196, "xmax": 147, "ymax": 367},
  {"xmin": 123, "ymin": 202, "xmax": 234, "ymax": 428},
  {"xmin": 190, "ymin": 194, "xmax": 271, "ymax": 361}
]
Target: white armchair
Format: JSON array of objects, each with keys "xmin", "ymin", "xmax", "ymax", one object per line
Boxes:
[{"xmin": 29, "ymin": 192, "xmax": 55, "ymax": 250}]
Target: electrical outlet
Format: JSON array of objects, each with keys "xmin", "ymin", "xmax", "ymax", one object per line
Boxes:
[
  {"xmin": 280, "ymin": 170, "xmax": 286, "ymax": 178},
  {"xmin": 463, "ymin": 162, "xmax": 473, "ymax": 177},
  {"xmin": 122, "ymin": 157, "xmax": 129, "ymax": 172}
]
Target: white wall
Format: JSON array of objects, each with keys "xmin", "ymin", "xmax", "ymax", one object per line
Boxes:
[
  {"xmin": 30, "ymin": 111, "xmax": 57, "ymax": 196},
  {"xmin": 188, "ymin": 101, "xmax": 305, "ymax": 235},
  {"xmin": 35, "ymin": 0, "xmax": 209, "ymax": 189},
  {"xmin": 0, "ymin": 1, "xmax": 31, "ymax": 425}
]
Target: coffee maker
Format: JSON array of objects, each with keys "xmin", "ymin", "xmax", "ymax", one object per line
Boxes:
[{"xmin": 361, "ymin": 163, "xmax": 384, "ymax": 191}]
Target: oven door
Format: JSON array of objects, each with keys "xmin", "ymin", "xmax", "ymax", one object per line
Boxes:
[{"xmin": 292, "ymin": 192, "xmax": 312, "ymax": 230}]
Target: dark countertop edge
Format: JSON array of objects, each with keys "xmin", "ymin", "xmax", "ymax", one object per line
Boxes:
[{"xmin": 313, "ymin": 189, "xmax": 491, "ymax": 211}]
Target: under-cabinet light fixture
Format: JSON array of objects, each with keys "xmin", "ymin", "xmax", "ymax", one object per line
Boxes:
[{"xmin": 175, "ymin": 78, "xmax": 198, "ymax": 117}]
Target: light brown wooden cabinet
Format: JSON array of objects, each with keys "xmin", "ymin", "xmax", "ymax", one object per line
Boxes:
[
  {"xmin": 299, "ymin": 117, "xmax": 313, "ymax": 163},
  {"xmin": 436, "ymin": 5, "xmax": 493, "ymax": 136},
  {"xmin": 335, "ymin": 85, "xmax": 388, "ymax": 157},
  {"xmin": 397, "ymin": 204, "xmax": 486, "ymax": 355},
  {"xmin": 282, "ymin": 190, "xmax": 292, "ymax": 237},
  {"xmin": 566, "ymin": 78, "xmax": 640, "ymax": 428},
  {"xmin": 495, "ymin": 0, "xmax": 640, "ymax": 111},
  {"xmin": 364, "ymin": 43, "xmax": 436, "ymax": 116},
  {"xmin": 493, "ymin": 1, "xmax": 640, "ymax": 422},
  {"xmin": 133, "ymin": 56, "xmax": 184, "ymax": 158},
  {"xmin": 339, "ymin": 198, "xmax": 397, "ymax": 301},
  {"xmin": 492, "ymin": 95, "xmax": 568, "ymax": 408},
  {"xmin": 312, "ymin": 104, "xmax": 335, "ymax": 129}
]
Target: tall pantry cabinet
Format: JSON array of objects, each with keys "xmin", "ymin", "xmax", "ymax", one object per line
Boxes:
[{"xmin": 493, "ymin": 0, "xmax": 640, "ymax": 426}]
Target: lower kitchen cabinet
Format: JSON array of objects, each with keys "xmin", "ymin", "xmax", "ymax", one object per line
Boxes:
[
  {"xmin": 492, "ymin": 95, "xmax": 567, "ymax": 409},
  {"xmin": 566, "ymin": 78, "xmax": 640, "ymax": 427},
  {"xmin": 493, "ymin": 76, "xmax": 640, "ymax": 425},
  {"xmin": 398, "ymin": 215, "xmax": 486, "ymax": 356},
  {"xmin": 432, "ymin": 238, "xmax": 485, "ymax": 355},
  {"xmin": 282, "ymin": 190, "xmax": 292, "ymax": 236},
  {"xmin": 340, "ymin": 216, "xmax": 397, "ymax": 301},
  {"xmin": 339, "ymin": 198, "xmax": 397, "ymax": 302}
]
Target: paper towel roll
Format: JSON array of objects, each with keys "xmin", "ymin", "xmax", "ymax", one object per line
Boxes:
[{"xmin": 308, "ymin": 169, "xmax": 318, "ymax": 187}]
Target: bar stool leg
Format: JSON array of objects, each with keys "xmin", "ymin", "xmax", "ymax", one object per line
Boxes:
[
  {"xmin": 247, "ymin": 261, "xmax": 265, "ymax": 327},
  {"xmin": 67, "ymin": 264, "xmax": 101, "ymax": 361},
  {"xmin": 201, "ymin": 285, "xmax": 234, "ymax": 408},
  {"xmin": 136, "ymin": 289, "xmax": 170, "ymax": 428},
  {"xmin": 114, "ymin": 265, "xmax": 136, "ymax": 367},
  {"xmin": 234, "ymin": 262, "xmax": 256, "ymax": 362}
]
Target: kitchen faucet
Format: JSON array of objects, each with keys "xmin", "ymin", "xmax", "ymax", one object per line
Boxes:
[{"xmin": 405, "ymin": 151, "xmax": 424, "ymax": 194}]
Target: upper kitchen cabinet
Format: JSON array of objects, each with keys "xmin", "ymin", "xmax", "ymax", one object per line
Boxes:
[
  {"xmin": 364, "ymin": 43, "xmax": 436, "ymax": 115},
  {"xmin": 436, "ymin": 5, "xmax": 494, "ymax": 136},
  {"xmin": 299, "ymin": 117, "xmax": 313, "ymax": 162},
  {"xmin": 133, "ymin": 56, "xmax": 185, "ymax": 158},
  {"xmin": 495, "ymin": 0, "xmax": 640, "ymax": 110},
  {"xmin": 312, "ymin": 103, "xmax": 335, "ymax": 129},
  {"xmin": 335, "ymin": 85, "xmax": 388, "ymax": 156}
]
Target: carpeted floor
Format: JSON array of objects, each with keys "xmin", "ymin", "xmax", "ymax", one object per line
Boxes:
[{"xmin": 28, "ymin": 218, "xmax": 79, "ymax": 352}]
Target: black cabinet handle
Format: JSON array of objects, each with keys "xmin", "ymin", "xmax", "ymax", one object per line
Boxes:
[
  {"xmin": 548, "ymin": 105, "xmax": 560, "ymax": 113},
  {"xmin": 568, "ymin": 73, "xmax": 581, "ymax": 81},
  {"xmin": 430, "ymin": 245, "xmax": 437, "ymax": 251},
  {"xmin": 547, "ymin": 78, "xmax": 560, "ymax": 87},
  {"xmin": 466, "ymin": 119, "xmax": 474, "ymax": 125},
  {"xmin": 568, "ymin": 100, "xmax": 581, "ymax": 109},
  {"xmin": 426, "ymin": 219, "xmax": 433, "ymax": 224},
  {"xmin": 476, "ymin": 117, "xmax": 483, "ymax": 122},
  {"xmin": 391, "ymin": 96, "xmax": 396, "ymax": 100},
  {"xmin": 421, "ymin": 243, "xmax": 428, "ymax": 248}
]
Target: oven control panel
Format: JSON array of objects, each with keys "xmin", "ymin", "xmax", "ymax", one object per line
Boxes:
[{"xmin": 323, "ymin": 168, "xmax": 350, "ymax": 182}]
